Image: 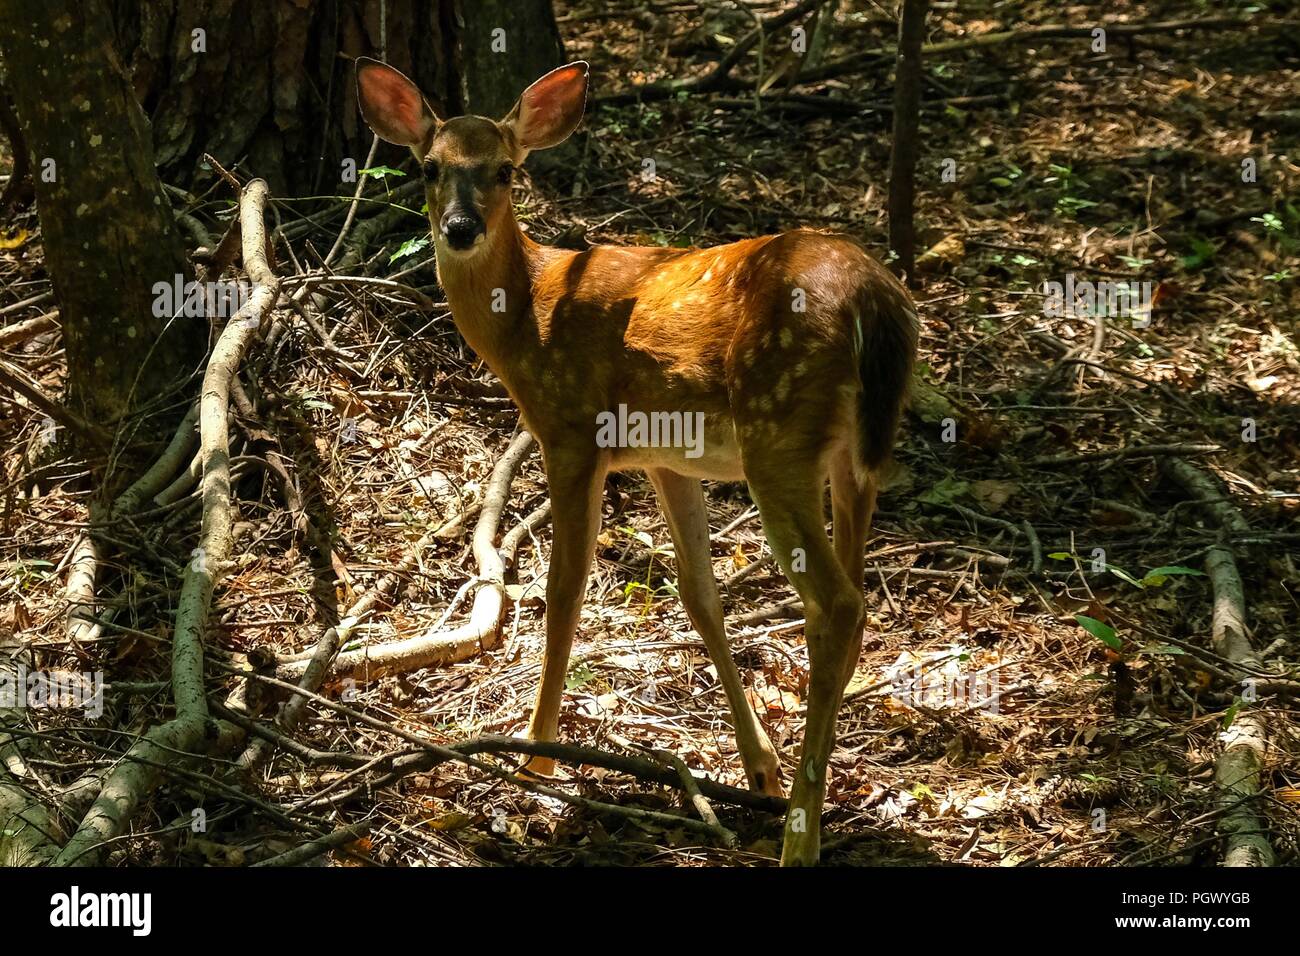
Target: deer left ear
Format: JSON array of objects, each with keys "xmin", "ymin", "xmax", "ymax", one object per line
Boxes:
[
  {"xmin": 500, "ymin": 61, "xmax": 589, "ymax": 156},
  {"xmin": 356, "ymin": 57, "xmax": 443, "ymax": 151}
]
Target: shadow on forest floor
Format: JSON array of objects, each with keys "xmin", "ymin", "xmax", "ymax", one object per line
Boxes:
[{"xmin": 1, "ymin": 0, "xmax": 1297, "ymax": 867}]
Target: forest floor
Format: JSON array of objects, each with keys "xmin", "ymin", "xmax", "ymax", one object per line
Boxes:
[{"xmin": 2, "ymin": 0, "xmax": 1299, "ymax": 866}]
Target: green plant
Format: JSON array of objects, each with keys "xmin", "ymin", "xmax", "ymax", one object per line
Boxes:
[
  {"xmin": 389, "ymin": 235, "xmax": 429, "ymax": 264},
  {"xmin": 358, "ymin": 165, "xmax": 406, "ymax": 180},
  {"xmin": 619, "ymin": 527, "xmax": 677, "ymax": 618}
]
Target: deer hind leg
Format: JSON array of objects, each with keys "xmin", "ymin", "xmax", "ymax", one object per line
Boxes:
[
  {"xmin": 829, "ymin": 449, "xmax": 877, "ymax": 694},
  {"xmin": 522, "ymin": 450, "xmax": 605, "ymax": 777},
  {"xmin": 745, "ymin": 460, "xmax": 863, "ymax": 867},
  {"xmin": 648, "ymin": 468, "xmax": 783, "ymax": 796}
]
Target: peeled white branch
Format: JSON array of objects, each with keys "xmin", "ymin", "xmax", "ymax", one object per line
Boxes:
[
  {"xmin": 113, "ymin": 402, "xmax": 200, "ymax": 516},
  {"xmin": 1164, "ymin": 459, "xmax": 1273, "ymax": 868},
  {"xmin": 54, "ymin": 179, "xmax": 278, "ymax": 867},
  {"xmin": 277, "ymin": 431, "xmax": 536, "ymax": 681}
]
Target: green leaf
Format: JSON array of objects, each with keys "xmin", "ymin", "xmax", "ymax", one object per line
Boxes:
[
  {"xmin": 1222, "ymin": 700, "xmax": 1241, "ymax": 729},
  {"xmin": 1140, "ymin": 565, "xmax": 1205, "ymax": 587},
  {"xmin": 359, "ymin": 165, "xmax": 406, "ymax": 180},
  {"xmin": 1047, "ymin": 552, "xmax": 1075, "ymax": 561},
  {"xmin": 989, "ymin": 176, "xmax": 1014, "ymax": 188},
  {"xmin": 1105, "ymin": 564, "xmax": 1145, "ymax": 589},
  {"xmin": 918, "ymin": 477, "xmax": 970, "ymax": 506},
  {"xmin": 1180, "ymin": 236, "xmax": 1216, "ymax": 270},
  {"xmin": 566, "ymin": 662, "xmax": 596, "ymax": 691},
  {"xmin": 1139, "ymin": 644, "xmax": 1186, "ymax": 656},
  {"xmin": 388, "ymin": 235, "xmax": 429, "ymax": 264},
  {"xmin": 1075, "ymin": 614, "xmax": 1122, "ymax": 650},
  {"xmin": 618, "ymin": 526, "xmax": 654, "ymax": 548},
  {"xmin": 1055, "ymin": 195, "xmax": 1099, "ymax": 216}
]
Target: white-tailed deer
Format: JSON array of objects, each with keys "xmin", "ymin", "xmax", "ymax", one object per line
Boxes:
[{"xmin": 357, "ymin": 57, "xmax": 917, "ymax": 865}]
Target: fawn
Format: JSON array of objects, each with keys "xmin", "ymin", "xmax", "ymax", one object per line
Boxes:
[{"xmin": 356, "ymin": 58, "xmax": 918, "ymax": 865}]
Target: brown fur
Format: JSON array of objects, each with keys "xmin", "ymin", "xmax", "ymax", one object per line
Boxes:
[{"xmin": 358, "ymin": 59, "xmax": 919, "ymax": 865}]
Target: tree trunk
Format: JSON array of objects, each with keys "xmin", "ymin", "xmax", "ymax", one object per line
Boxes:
[
  {"xmin": 0, "ymin": 79, "xmax": 33, "ymax": 214},
  {"xmin": 887, "ymin": 0, "xmax": 928, "ymax": 288},
  {"xmin": 109, "ymin": 0, "xmax": 564, "ymax": 197},
  {"xmin": 0, "ymin": 0, "xmax": 204, "ymax": 456}
]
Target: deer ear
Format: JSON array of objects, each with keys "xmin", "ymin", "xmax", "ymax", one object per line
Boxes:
[
  {"xmin": 501, "ymin": 61, "xmax": 589, "ymax": 155},
  {"xmin": 356, "ymin": 57, "xmax": 442, "ymax": 149}
]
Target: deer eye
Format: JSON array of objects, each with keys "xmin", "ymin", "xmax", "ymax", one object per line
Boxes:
[
  {"xmin": 497, "ymin": 163, "xmax": 513, "ymax": 185},
  {"xmin": 422, "ymin": 160, "xmax": 439, "ymax": 182}
]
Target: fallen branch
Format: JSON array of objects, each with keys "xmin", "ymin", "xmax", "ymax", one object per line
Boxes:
[
  {"xmin": 278, "ymin": 431, "xmax": 534, "ymax": 681},
  {"xmin": 322, "ymin": 134, "xmax": 380, "ymax": 268},
  {"xmin": 215, "ymin": 673, "xmax": 785, "ymax": 816},
  {"xmin": 63, "ymin": 531, "xmax": 99, "ymax": 642},
  {"xmin": 53, "ymin": 179, "xmax": 279, "ymax": 866},
  {"xmin": 112, "ymin": 402, "xmax": 200, "ymax": 517},
  {"xmin": 799, "ymin": 15, "xmax": 1284, "ymax": 84},
  {"xmin": 0, "ymin": 357, "xmax": 105, "ymax": 447},
  {"xmin": 0, "ymin": 310, "xmax": 58, "ymax": 348},
  {"xmin": 627, "ymin": 736, "xmax": 738, "ymax": 849},
  {"xmin": 282, "ymin": 273, "xmax": 437, "ymax": 312},
  {"xmin": 1029, "ymin": 442, "xmax": 1221, "ymax": 467},
  {"xmin": 0, "ymin": 290, "xmax": 53, "ymax": 318},
  {"xmin": 1164, "ymin": 459, "xmax": 1273, "ymax": 868},
  {"xmin": 251, "ymin": 822, "xmax": 370, "ymax": 867},
  {"xmin": 1164, "ymin": 458, "xmax": 1253, "ymax": 537},
  {"xmin": 594, "ymin": 0, "xmax": 828, "ymax": 106}
]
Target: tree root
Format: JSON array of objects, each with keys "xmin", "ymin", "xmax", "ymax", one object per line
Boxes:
[
  {"xmin": 1164, "ymin": 458, "xmax": 1274, "ymax": 867},
  {"xmin": 52, "ymin": 179, "xmax": 279, "ymax": 866},
  {"xmin": 276, "ymin": 430, "xmax": 536, "ymax": 682}
]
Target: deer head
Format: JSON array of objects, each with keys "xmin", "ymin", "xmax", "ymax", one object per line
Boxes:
[{"xmin": 356, "ymin": 57, "xmax": 588, "ymax": 258}]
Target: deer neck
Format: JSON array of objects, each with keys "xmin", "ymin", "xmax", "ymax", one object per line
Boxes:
[{"xmin": 435, "ymin": 210, "xmax": 549, "ymax": 377}]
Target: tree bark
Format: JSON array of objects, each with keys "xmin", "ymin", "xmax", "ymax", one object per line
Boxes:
[
  {"xmin": 451, "ymin": 0, "xmax": 565, "ymax": 119},
  {"xmin": 0, "ymin": 0, "xmax": 204, "ymax": 456},
  {"xmin": 107, "ymin": 0, "xmax": 563, "ymax": 197},
  {"xmin": 0, "ymin": 79, "xmax": 33, "ymax": 214},
  {"xmin": 887, "ymin": 0, "xmax": 928, "ymax": 288}
]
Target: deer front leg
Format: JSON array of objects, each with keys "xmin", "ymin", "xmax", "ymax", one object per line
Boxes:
[
  {"xmin": 648, "ymin": 468, "xmax": 783, "ymax": 796},
  {"xmin": 522, "ymin": 449, "xmax": 606, "ymax": 777}
]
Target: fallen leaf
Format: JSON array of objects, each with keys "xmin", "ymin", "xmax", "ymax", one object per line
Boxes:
[
  {"xmin": 969, "ymin": 479, "xmax": 1017, "ymax": 512},
  {"xmin": 0, "ymin": 229, "xmax": 29, "ymax": 250}
]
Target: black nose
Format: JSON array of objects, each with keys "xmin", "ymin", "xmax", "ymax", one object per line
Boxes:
[{"xmin": 441, "ymin": 213, "xmax": 484, "ymax": 250}]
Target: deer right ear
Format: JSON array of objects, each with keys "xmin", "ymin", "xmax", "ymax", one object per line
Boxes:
[
  {"xmin": 501, "ymin": 61, "xmax": 589, "ymax": 156},
  {"xmin": 356, "ymin": 57, "xmax": 441, "ymax": 150}
]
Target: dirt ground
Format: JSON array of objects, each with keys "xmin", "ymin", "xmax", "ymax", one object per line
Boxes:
[{"xmin": 1, "ymin": 0, "xmax": 1298, "ymax": 866}]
